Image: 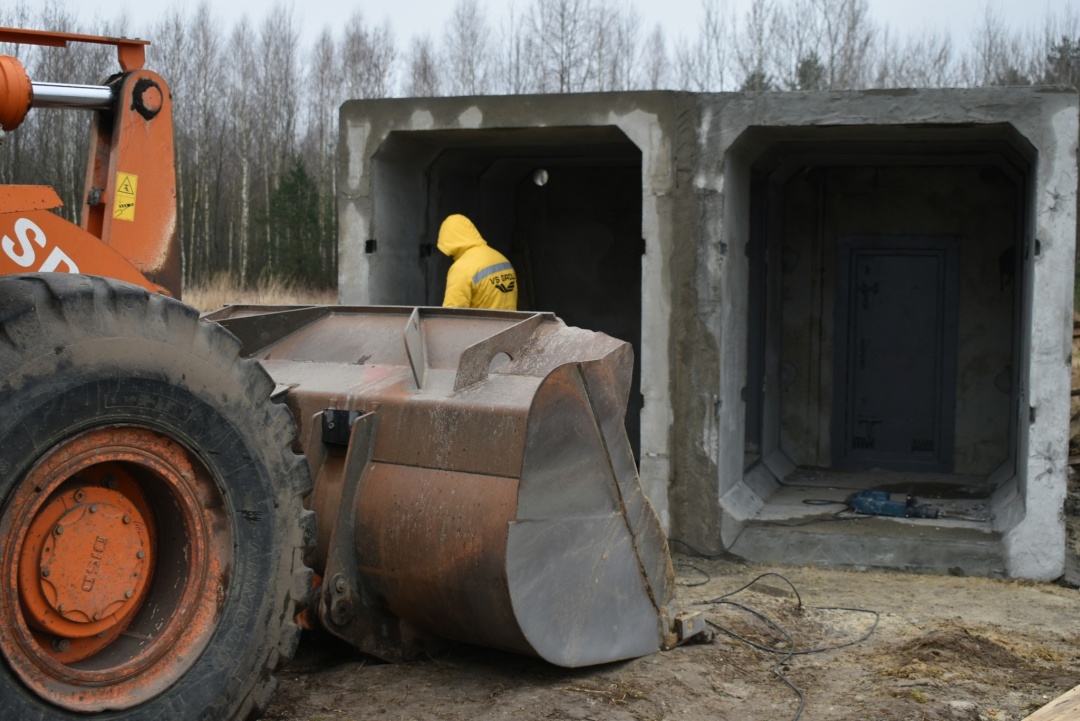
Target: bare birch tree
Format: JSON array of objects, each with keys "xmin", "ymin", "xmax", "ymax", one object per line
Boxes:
[
  {"xmin": 496, "ymin": 1, "xmax": 534, "ymax": 93},
  {"xmin": 771, "ymin": 0, "xmax": 823, "ymax": 89},
  {"xmin": 875, "ymin": 26, "xmax": 957, "ymax": 88},
  {"xmin": 734, "ymin": 0, "xmax": 777, "ymax": 90},
  {"xmin": 255, "ymin": 6, "xmax": 301, "ymax": 275},
  {"xmin": 528, "ymin": 0, "xmax": 597, "ymax": 92},
  {"xmin": 404, "ymin": 35, "xmax": 441, "ymax": 96},
  {"xmin": 1037, "ymin": 8, "xmax": 1080, "ymax": 87},
  {"xmin": 674, "ymin": 0, "xmax": 735, "ymax": 91},
  {"xmin": 224, "ymin": 19, "xmax": 259, "ymax": 281},
  {"xmin": 443, "ymin": 0, "xmax": 491, "ymax": 95},
  {"xmin": 182, "ymin": 3, "xmax": 226, "ymax": 285},
  {"xmin": 813, "ymin": 0, "xmax": 875, "ymax": 89},
  {"xmin": 962, "ymin": 3, "xmax": 1034, "ymax": 87},
  {"xmin": 340, "ymin": 13, "xmax": 398, "ymax": 100},
  {"xmin": 600, "ymin": 1, "xmax": 644, "ymax": 91},
  {"xmin": 642, "ymin": 23, "xmax": 670, "ymax": 90},
  {"xmin": 307, "ymin": 29, "xmax": 342, "ymax": 281}
]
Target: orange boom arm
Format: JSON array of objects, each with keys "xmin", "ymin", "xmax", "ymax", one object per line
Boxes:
[{"xmin": 0, "ymin": 28, "xmax": 178, "ymax": 297}]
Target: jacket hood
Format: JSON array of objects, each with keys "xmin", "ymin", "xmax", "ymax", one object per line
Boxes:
[{"xmin": 437, "ymin": 214, "xmax": 487, "ymax": 260}]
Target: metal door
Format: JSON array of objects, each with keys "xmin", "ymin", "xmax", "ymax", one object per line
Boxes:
[{"xmin": 833, "ymin": 237, "xmax": 958, "ymax": 470}]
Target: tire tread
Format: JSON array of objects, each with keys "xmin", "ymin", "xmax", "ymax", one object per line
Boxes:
[{"xmin": 0, "ymin": 274, "xmax": 314, "ymax": 721}]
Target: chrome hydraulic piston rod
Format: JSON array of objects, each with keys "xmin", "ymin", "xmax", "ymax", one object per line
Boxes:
[
  {"xmin": 30, "ymin": 81, "xmax": 114, "ymax": 111},
  {"xmin": 0, "ymin": 26, "xmax": 145, "ymax": 131}
]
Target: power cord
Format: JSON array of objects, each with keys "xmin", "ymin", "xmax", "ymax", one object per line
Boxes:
[
  {"xmin": 687, "ymin": 571, "xmax": 881, "ymax": 721},
  {"xmin": 675, "ymin": 562, "xmax": 712, "ymax": 587}
]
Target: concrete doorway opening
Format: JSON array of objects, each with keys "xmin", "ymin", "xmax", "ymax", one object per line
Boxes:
[
  {"xmin": 369, "ymin": 127, "xmax": 644, "ymax": 457},
  {"xmin": 734, "ymin": 125, "xmax": 1035, "ymax": 574}
]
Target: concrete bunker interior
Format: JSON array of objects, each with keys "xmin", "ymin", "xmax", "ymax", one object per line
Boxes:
[
  {"xmin": 370, "ymin": 127, "xmax": 643, "ymax": 455},
  {"xmin": 729, "ymin": 125, "xmax": 1035, "ymax": 573}
]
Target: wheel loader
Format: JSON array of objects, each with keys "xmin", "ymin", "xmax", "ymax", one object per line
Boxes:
[{"xmin": 0, "ymin": 28, "xmax": 703, "ymax": 719}]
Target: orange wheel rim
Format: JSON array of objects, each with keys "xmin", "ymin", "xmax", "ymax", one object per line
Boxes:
[{"xmin": 0, "ymin": 426, "xmax": 232, "ymax": 712}]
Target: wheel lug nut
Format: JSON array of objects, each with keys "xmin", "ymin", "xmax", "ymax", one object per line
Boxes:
[
  {"xmin": 54, "ymin": 526, "xmax": 63, "ymax": 535},
  {"xmin": 136, "ymin": 550, "xmax": 145, "ymax": 559},
  {"xmin": 102, "ymin": 474, "xmax": 118, "ymax": 489},
  {"xmin": 89, "ymin": 504, "xmax": 97, "ymax": 513},
  {"xmin": 41, "ymin": 567, "xmax": 50, "ymax": 577},
  {"xmin": 51, "ymin": 637, "xmax": 71, "ymax": 653},
  {"xmin": 58, "ymin": 604, "xmax": 66, "ymax": 613},
  {"xmin": 73, "ymin": 489, "xmax": 86, "ymax": 503},
  {"xmin": 93, "ymin": 613, "xmax": 101, "ymax": 621},
  {"xmin": 125, "ymin": 590, "xmax": 133, "ymax": 599},
  {"xmin": 123, "ymin": 515, "xmax": 131, "ymax": 524}
]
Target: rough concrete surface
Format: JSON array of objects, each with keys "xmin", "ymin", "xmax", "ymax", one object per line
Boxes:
[
  {"xmin": 339, "ymin": 87, "xmax": 1079, "ymax": 580},
  {"xmin": 265, "ymin": 557, "xmax": 1079, "ymax": 721}
]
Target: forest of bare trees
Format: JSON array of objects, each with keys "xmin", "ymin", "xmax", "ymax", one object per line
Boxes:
[{"xmin": 1, "ymin": 0, "xmax": 1078, "ymax": 290}]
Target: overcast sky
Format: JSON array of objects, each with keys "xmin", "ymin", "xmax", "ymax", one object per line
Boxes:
[{"xmin": 71, "ymin": 0, "xmax": 1078, "ymax": 50}]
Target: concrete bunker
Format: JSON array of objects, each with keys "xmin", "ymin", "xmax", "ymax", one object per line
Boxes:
[
  {"xmin": 340, "ymin": 89, "xmax": 1077, "ymax": 580},
  {"xmin": 726, "ymin": 125, "xmax": 1036, "ymax": 574}
]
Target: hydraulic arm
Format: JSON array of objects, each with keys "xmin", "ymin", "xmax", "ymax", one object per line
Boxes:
[{"xmin": 0, "ymin": 28, "xmax": 178, "ymax": 295}]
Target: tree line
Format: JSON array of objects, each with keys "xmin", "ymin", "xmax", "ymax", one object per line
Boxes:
[{"xmin": 0, "ymin": 0, "xmax": 1078, "ymax": 290}]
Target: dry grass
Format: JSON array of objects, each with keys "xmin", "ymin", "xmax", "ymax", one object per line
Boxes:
[{"xmin": 183, "ymin": 274, "xmax": 337, "ymax": 313}]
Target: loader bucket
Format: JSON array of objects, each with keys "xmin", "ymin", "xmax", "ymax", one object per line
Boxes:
[{"xmin": 205, "ymin": 306, "xmax": 696, "ymax": 666}]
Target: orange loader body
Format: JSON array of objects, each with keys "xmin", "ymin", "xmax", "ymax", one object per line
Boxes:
[{"xmin": 0, "ymin": 28, "xmax": 177, "ymax": 296}]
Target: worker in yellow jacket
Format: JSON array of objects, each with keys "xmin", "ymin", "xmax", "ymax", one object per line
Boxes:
[{"xmin": 437, "ymin": 214, "xmax": 518, "ymax": 310}]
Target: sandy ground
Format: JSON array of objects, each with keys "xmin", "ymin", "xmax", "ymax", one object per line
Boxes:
[{"xmin": 264, "ymin": 556, "xmax": 1078, "ymax": 721}]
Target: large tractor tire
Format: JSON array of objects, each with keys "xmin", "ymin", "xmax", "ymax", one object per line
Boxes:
[{"xmin": 0, "ymin": 274, "xmax": 314, "ymax": 719}]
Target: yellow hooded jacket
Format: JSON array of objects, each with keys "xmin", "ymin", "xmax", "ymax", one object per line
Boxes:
[{"xmin": 437, "ymin": 215, "xmax": 518, "ymax": 310}]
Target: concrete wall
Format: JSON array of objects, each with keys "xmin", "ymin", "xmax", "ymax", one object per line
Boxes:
[{"xmin": 338, "ymin": 87, "xmax": 1079, "ymax": 580}]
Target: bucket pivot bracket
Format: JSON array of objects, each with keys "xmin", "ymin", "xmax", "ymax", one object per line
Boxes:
[
  {"xmin": 322, "ymin": 409, "xmax": 363, "ymax": 447},
  {"xmin": 315, "ymin": 410, "xmax": 443, "ymax": 661},
  {"xmin": 317, "ymin": 411, "xmax": 377, "ymax": 638}
]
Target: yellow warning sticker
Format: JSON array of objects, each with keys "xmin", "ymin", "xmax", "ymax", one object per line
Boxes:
[{"xmin": 113, "ymin": 172, "xmax": 138, "ymax": 221}]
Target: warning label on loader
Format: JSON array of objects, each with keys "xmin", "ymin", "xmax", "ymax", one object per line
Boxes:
[{"xmin": 114, "ymin": 172, "xmax": 138, "ymax": 221}]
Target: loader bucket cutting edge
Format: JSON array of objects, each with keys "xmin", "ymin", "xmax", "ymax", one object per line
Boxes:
[
  {"xmin": 206, "ymin": 304, "xmax": 687, "ymax": 666},
  {"xmin": 507, "ymin": 359, "xmax": 672, "ymax": 666}
]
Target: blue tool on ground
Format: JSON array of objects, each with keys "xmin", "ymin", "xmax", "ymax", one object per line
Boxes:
[{"xmin": 847, "ymin": 489, "xmax": 939, "ymax": 519}]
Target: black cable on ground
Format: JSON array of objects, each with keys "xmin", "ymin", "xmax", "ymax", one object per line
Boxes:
[
  {"xmin": 707, "ymin": 607, "xmax": 805, "ymax": 720},
  {"xmin": 755, "ymin": 509, "xmax": 867, "ymax": 528},
  {"xmin": 698, "ymin": 572, "xmax": 881, "ymax": 721},
  {"xmin": 675, "ymin": 562, "xmax": 712, "ymax": 587},
  {"xmin": 773, "ymin": 474, "xmax": 869, "ymax": 492}
]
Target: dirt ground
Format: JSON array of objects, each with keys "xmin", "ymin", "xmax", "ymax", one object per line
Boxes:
[{"xmin": 264, "ymin": 555, "xmax": 1078, "ymax": 721}]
